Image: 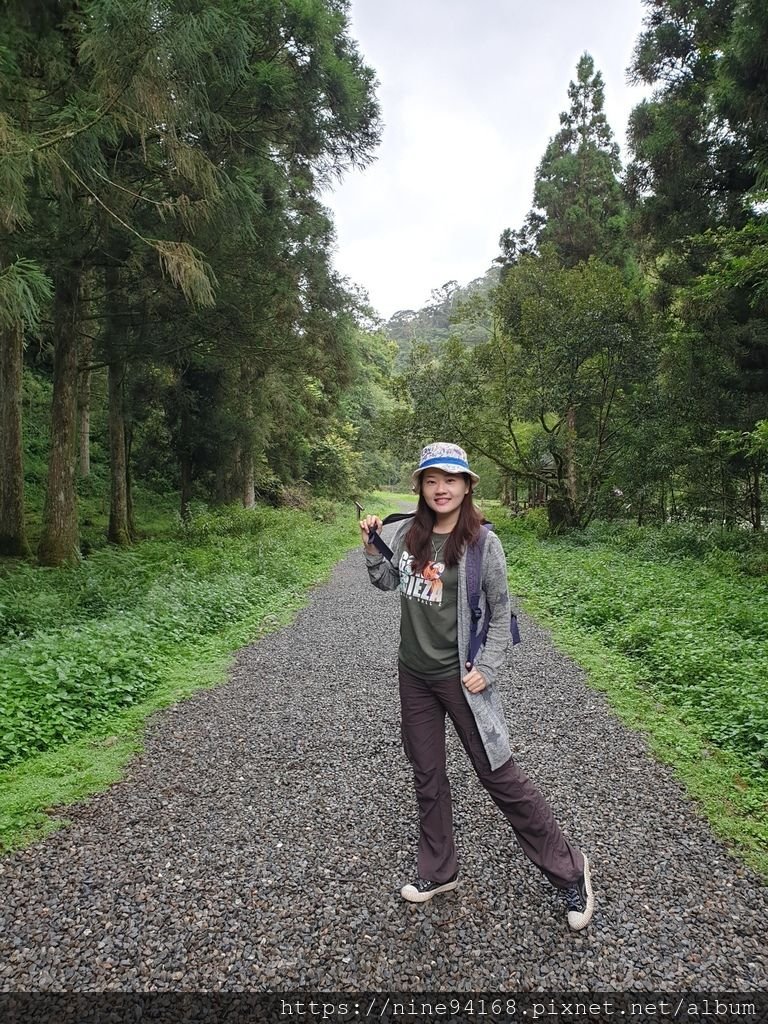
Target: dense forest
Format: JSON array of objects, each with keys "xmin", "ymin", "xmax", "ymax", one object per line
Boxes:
[
  {"xmin": 0, "ymin": 0, "xmax": 398, "ymax": 565},
  {"xmin": 386, "ymin": 34, "xmax": 768, "ymax": 533},
  {"xmin": 1, "ymin": 0, "xmax": 766, "ymax": 559}
]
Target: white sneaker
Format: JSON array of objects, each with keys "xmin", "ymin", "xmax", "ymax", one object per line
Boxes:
[
  {"xmin": 561, "ymin": 854, "xmax": 594, "ymax": 930},
  {"xmin": 400, "ymin": 874, "xmax": 459, "ymax": 903}
]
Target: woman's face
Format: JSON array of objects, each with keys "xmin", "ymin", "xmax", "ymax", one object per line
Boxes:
[{"xmin": 420, "ymin": 468, "xmax": 470, "ymax": 518}]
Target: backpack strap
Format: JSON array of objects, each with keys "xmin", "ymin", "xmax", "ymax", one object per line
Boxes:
[
  {"xmin": 366, "ymin": 512, "xmax": 414, "ymax": 563},
  {"xmin": 369, "ymin": 513, "xmax": 489, "ymax": 564},
  {"xmin": 510, "ymin": 611, "xmax": 521, "ymax": 645},
  {"xmin": 366, "ymin": 527, "xmax": 395, "ymax": 563}
]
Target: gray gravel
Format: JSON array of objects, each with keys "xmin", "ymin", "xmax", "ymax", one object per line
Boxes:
[{"xmin": 1, "ymin": 538, "xmax": 767, "ymax": 992}]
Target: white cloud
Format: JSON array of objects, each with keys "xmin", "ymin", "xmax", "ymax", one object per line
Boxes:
[{"xmin": 325, "ymin": 0, "xmax": 651, "ymax": 319}]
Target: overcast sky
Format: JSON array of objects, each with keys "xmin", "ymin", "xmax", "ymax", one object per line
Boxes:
[{"xmin": 323, "ymin": 0, "xmax": 651, "ymax": 321}]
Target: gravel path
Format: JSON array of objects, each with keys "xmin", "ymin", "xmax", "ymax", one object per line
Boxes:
[{"xmin": 1, "ymin": 535, "xmax": 767, "ymax": 992}]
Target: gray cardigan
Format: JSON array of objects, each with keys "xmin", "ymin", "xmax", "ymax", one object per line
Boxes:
[{"xmin": 365, "ymin": 520, "xmax": 513, "ymax": 771}]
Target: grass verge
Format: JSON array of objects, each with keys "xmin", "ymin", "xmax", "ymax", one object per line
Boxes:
[
  {"xmin": 493, "ymin": 512, "xmax": 768, "ymax": 878},
  {"xmin": 0, "ymin": 498, "xmax": 394, "ymax": 854}
]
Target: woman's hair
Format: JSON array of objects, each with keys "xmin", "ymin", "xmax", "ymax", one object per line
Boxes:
[{"xmin": 405, "ymin": 476, "xmax": 484, "ymax": 572}]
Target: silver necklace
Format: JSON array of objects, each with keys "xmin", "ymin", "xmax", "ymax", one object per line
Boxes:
[{"xmin": 431, "ymin": 533, "xmax": 448, "ymax": 562}]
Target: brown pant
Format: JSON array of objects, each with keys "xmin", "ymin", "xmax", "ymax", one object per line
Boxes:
[{"xmin": 398, "ymin": 663, "xmax": 583, "ymax": 889}]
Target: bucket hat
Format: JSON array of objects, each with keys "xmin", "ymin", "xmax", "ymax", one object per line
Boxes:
[{"xmin": 411, "ymin": 442, "xmax": 479, "ymax": 492}]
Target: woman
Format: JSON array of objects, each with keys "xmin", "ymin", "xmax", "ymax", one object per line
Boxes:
[{"xmin": 360, "ymin": 442, "xmax": 594, "ymax": 931}]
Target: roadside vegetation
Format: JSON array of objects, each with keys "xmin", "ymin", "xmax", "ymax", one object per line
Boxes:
[
  {"xmin": 493, "ymin": 509, "xmax": 768, "ymax": 877},
  {"xmin": 0, "ymin": 492, "xmax": 403, "ymax": 853}
]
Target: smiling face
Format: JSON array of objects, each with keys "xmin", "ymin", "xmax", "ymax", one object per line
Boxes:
[{"xmin": 420, "ymin": 468, "xmax": 470, "ymax": 523}]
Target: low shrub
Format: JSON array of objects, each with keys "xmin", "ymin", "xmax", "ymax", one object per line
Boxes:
[
  {"xmin": 309, "ymin": 498, "xmax": 339, "ymax": 523},
  {"xmin": 0, "ymin": 503, "xmax": 359, "ymax": 768},
  {"xmin": 498, "ymin": 507, "xmax": 549, "ymax": 539},
  {"xmin": 279, "ymin": 482, "xmax": 311, "ymax": 511},
  {"xmin": 179, "ymin": 501, "xmax": 267, "ymax": 542}
]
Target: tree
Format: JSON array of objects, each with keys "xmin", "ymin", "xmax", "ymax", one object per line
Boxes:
[
  {"xmin": 1, "ymin": 0, "xmax": 381, "ymax": 558},
  {"xmin": 2, "ymin": 0, "xmax": 226, "ymax": 564},
  {"xmin": 0, "ymin": 262, "xmax": 51, "ymax": 555},
  {"xmin": 382, "ymin": 268, "xmax": 500, "ymax": 364},
  {"xmin": 494, "ymin": 56, "xmax": 633, "ymax": 515},
  {"xmin": 501, "ymin": 54, "xmax": 628, "ymax": 270},
  {"xmin": 657, "ymin": 223, "xmax": 768, "ymax": 526},
  {"xmin": 626, "ymin": 0, "xmax": 756, "ymax": 247},
  {"xmin": 401, "ymin": 255, "xmax": 651, "ymax": 530},
  {"xmin": 0, "ymin": 4, "xmax": 58, "ymax": 557},
  {"xmin": 625, "ymin": 0, "xmax": 768, "ymax": 527}
]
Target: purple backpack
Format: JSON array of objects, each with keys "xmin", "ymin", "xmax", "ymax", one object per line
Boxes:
[{"xmin": 367, "ymin": 513, "xmax": 521, "ymax": 666}]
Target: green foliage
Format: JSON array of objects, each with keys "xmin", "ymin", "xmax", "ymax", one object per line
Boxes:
[
  {"xmin": 177, "ymin": 501, "xmax": 267, "ymax": 542},
  {"xmin": 495, "ymin": 516, "xmax": 768, "ymax": 871},
  {"xmin": 279, "ymin": 482, "xmax": 312, "ymax": 511},
  {"xmin": 496, "ymin": 517, "xmax": 768, "ymax": 776},
  {"xmin": 397, "ymin": 255, "xmax": 652, "ymax": 528},
  {"xmin": 0, "ymin": 502, "xmax": 355, "ymax": 768},
  {"xmin": 499, "ymin": 507, "xmax": 550, "ymax": 539},
  {"xmin": 19, "ymin": 369, "xmax": 53, "ymax": 491},
  {"xmin": 306, "ymin": 428, "xmax": 362, "ymax": 498},
  {"xmin": 382, "ymin": 268, "xmax": 500, "ymax": 365},
  {"xmin": 617, "ymin": 1, "xmax": 768, "ymax": 530},
  {"xmin": 0, "ymin": 259, "xmax": 53, "ymax": 331},
  {"xmin": 1, "ymin": 0, "xmax": 384, "ymax": 566},
  {"xmin": 308, "ymin": 497, "xmax": 339, "ymax": 523},
  {"xmin": 526, "ymin": 53, "xmax": 628, "ymax": 268},
  {"xmin": 627, "ymin": 0, "xmax": 762, "ymax": 244}
]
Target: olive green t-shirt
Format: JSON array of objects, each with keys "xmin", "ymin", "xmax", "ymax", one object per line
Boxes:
[{"xmin": 397, "ymin": 533, "xmax": 461, "ymax": 678}]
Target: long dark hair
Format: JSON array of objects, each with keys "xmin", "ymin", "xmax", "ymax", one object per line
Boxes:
[{"xmin": 405, "ymin": 476, "xmax": 484, "ymax": 573}]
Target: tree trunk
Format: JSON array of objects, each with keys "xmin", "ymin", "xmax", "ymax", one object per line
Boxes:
[
  {"xmin": 77, "ymin": 331, "xmax": 93, "ymax": 479},
  {"xmin": 753, "ymin": 464, "xmax": 762, "ymax": 532},
  {"xmin": 180, "ymin": 452, "xmax": 192, "ymax": 521},
  {"xmin": 179, "ymin": 400, "xmax": 193, "ymax": 521},
  {"xmin": 215, "ymin": 447, "xmax": 236, "ymax": 505},
  {"xmin": 547, "ymin": 492, "xmax": 579, "ymax": 532},
  {"xmin": 126, "ymin": 423, "xmax": 138, "ymax": 541},
  {"xmin": 243, "ymin": 452, "xmax": 255, "ymax": 509},
  {"xmin": 0, "ymin": 322, "xmax": 30, "ymax": 556},
  {"xmin": 107, "ymin": 356, "xmax": 131, "ymax": 546},
  {"xmin": 103, "ymin": 260, "xmax": 133, "ymax": 546},
  {"xmin": 722, "ymin": 464, "xmax": 736, "ymax": 528},
  {"xmin": 566, "ymin": 404, "xmax": 578, "ymax": 502},
  {"xmin": 76, "ymin": 271, "xmax": 94, "ymax": 480},
  {"xmin": 240, "ymin": 361, "xmax": 256, "ymax": 509},
  {"xmin": 38, "ymin": 267, "xmax": 82, "ymax": 566}
]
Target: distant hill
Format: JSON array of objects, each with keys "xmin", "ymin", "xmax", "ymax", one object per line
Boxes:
[{"xmin": 383, "ymin": 266, "xmax": 500, "ymax": 364}]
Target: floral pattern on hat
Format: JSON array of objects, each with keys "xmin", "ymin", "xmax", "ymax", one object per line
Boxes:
[{"xmin": 411, "ymin": 441, "xmax": 479, "ymax": 490}]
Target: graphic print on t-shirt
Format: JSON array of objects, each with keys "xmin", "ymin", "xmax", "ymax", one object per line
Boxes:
[{"xmin": 399, "ymin": 550, "xmax": 446, "ymax": 605}]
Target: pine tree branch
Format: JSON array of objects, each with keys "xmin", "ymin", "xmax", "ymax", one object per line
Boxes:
[
  {"xmin": 58, "ymin": 156, "xmax": 216, "ymax": 306},
  {"xmin": 90, "ymin": 167, "xmax": 168, "ymax": 208},
  {"xmin": 10, "ymin": 86, "xmax": 131, "ymax": 155},
  {"xmin": 58, "ymin": 155, "xmax": 155, "ymax": 245},
  {"xmin": 77, "ymin": 332, "xmax": 263, "ymax": 374}
]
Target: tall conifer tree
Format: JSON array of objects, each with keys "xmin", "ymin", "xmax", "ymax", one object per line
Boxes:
[{"xmin": 501, "ymin": 54, "xmax": 627, "ymax": 269}]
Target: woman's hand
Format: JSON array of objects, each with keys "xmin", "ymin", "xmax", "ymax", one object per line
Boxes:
[
  {"xmin": 359, "ymin": 514, "xmax": 383, "ymax": 552},
  {"xmin": 462, "ymin": 663, "xmax": 487, "ymax": 693}
]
